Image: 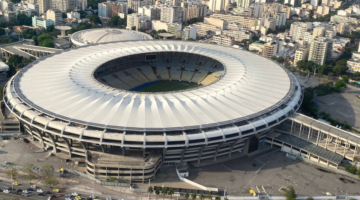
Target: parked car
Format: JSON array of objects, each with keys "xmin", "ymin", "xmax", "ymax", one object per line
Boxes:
[
  {"xmin": 3, "ymin": 190, "xmax": 10, "ymax": 193},
  {"xmin": 27, "ymin": 188, "xmax": 34, "ymax": 191},
  {"xmin": 37, "ymin": 189, "xmax": 44, "ymax": 193},
  {"xmin": 71, "ymin": 192, "xmax": 79, "ymax": 196},
  {"xmin": 56, "ymin": 193, "xmax": 63, "ymax": 197},
  {"xmin": 23, "ymin": 138, "xmax": 30, "ymax": 143},
  {"xmin": 38, "ymin": 193, "xmax": 45, "ymax": 196},
  {"xmin": 22, "ymin": 190, "xmax": 29, "ymax": 193}
]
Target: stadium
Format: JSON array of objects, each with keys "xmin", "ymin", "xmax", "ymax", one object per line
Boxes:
[
  {"xmin": 70, "ymin": 28, "xmax": 153, "ymax": 46},
  {"xmin": 4, "ymin": 40, "xmax": 303, "ymax": 183}
]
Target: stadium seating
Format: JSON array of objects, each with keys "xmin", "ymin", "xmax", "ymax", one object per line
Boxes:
[
  {"xmin": 141, "ymin": 66, "xmax": 157, "ymax": 82},
  {"xmin": 157, "ymin": 66, "xmax": 170, "ymax": 79},
  {"xmin": 181, "ymin": 68, "xmax": 195, "ymax": 82},
  {"xmin": 170, "ymin": 66, "xmax": 182, "ymax": 80},
  {"xmin": 191, "ymin": 69, "xmax": 208, "ymax": 83}
]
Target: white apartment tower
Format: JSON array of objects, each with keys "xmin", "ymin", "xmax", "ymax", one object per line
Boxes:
[
  {"xmin": 289, "ymin": 22, "xmax": 312, "ymax": 41},
  {"xmin": 208, "ymin": 0, "xmax": 229, "ymax": 12},
  {"xmin": 39, "ymin": 0, "xmax": 52, "ymax": 13},
  {"xmin": 308, "ymin": 37, "xmax": 333, "ymax": 65},
  {"xmin": 46, "ymin": 9, "xmax": 62, "ymax": 26},
  {"xmin": 253, "ymin": 3, "xmax": 263, "ymax": 18},
  {"xmin": 237, "ymin": 0, "xmax": 250, "ymax": 8}
]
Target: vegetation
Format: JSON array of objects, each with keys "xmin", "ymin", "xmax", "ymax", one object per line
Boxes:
[
  {"xmin": 109, "ymin": 16, "xmax": 127, "ymax": 28},
  {"xmin": 191, "ymin": 193, "xmax": 197, "ymax": 200},
  {"xmin": 25, "ymin": 173, "xmax": 36, "ymax": 184},
  {"xmin": 334, "ymin": 80, "xmax": 346, "ymax": 90},
  {"xmin": 207, "ymin": 194, "xmax": 213, "ymax": 200},
  {"xmin": 199, "ymin": 194, "xmax": 205, "ymax": 200},
  {"xmin": 215, "ymin": 196, "xmax": 221, "ymax": 200},
  {"xmin": 184, "ymin": 192, "xmax": 190, "ymax": 200},
  {"xmin": 168, "ymin": 188, "xmax": 174, "ymax": 199},
  {"xmin": 108, "ymin": 177, "xmax": 117, "ymax": 182},
  {"xmin": 345, "ymin": 164, "xmax": 357, "ymax": 174},
  {"xmin": 41, "ymin": 176, "xmax": 59, "ymax": 187},
  {"xmin": 35, "ymin": 33, "xmax": 54, "ymax": 48},
  {"xmin": 87, "ymin": 15, "xmax": 102, "ymax": 24},
  {"xmin": 271, "ymin": 56, "xmax": 277, "ymax": 60},
  {"xmin": 306, "ymin": 197, "xmax": 314, "ymax": 200},
  {"xmin": 6, "ymin": 168, "xmax": 18, "ymax": 179},
  {"xmin": 87, "ymin": 0, "xmax": 101, "ymax": 9},
  {"xmin": 276, "ymin": 56, "xmax": 284, "ymax": 63},
  {"xmin": 284, "ymin": 186, "xmax": 297, "ymax": 200},
  {"xmin": 187, "ymin": 17, "xmax": 204, "ymax": 25},
  {"xmin": 41, "ymin": 165, "xmax": 54, "ymax": 177}
]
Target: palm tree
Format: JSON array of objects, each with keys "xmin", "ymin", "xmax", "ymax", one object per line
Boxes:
[
  {"xmin": 168, "ymin": 188, "xmax": 174, "ymax": 199},
  {"xmin": 191, "ymin": 193, "xmax": 197, "ymax": 200},
  {"xmin": 184, "ymin": 192, "xmax": 190, "ymax": 200},
  {"xmin": 155, "ymin": 188, "xmax": 160, "ymax": 200},
  {"xmin": 215, "ymin": 196, "xmax": 221, "ymax": 200},
  {"xmin": 148, "ymin": 186, "xmax": 154, "ymax": 199},
  {"xmin": 161, "ymin": 187, "xmax": 167, "ymax": 200},
  {"xmin": 207, "ymin": 194, "xmax": 213, "ymax": 200},
  {"xmin": 199, "ymin": 194, "xmax": 205, "ymax": 200},
  {"xmin": 224, "ymin": 197, "xmax": 229, "ymax": 200}
]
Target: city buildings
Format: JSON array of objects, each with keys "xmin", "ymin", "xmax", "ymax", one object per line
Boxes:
[
  {"xmin": 262, "ymin": 41, "xmax": 278, "ymax": 57},
  {"xmin": 289, "ymin": 22, "xmax": 312, "ymax": 41},
  {"xmin": 160, "ymin": 6, "xmax": 183, "ymax": 23},
  {"xmin": 182, "ymin": 25, "xmax": 197, "ymax": 40},
  {"xmin": 98, "ymin": 1, "xmax": 112, "ymax": 18},
  {"xmin": 308, "ymin": 37, "xmax": 333, "ymax": 65},
  {"xmin": 32, "ymin": 15, "xmax": 53, "ymax": 29},
  {"xmin": 111, "ymin": 2, "xmax": 128, "ymax": 17},
  {"xmin": 51, "ymin": 0, "xmax": 76, "ymax": 12},
  {"xmin": 208, "ymin": 0, "xmax": 228, "ymax": 12},
  {"xmin": 213, "ymin": 35, "xmax": 234, "ymax": 46},
  {"xmin": 39, "ymin": 0, "xmax": 51, "ymax": 13},
  {"xmin": 67, "ymin": 11, "xmax": 80, "ymax": 20},
  {"xmin": 127, "ymin": 13, "xmax": 151, "ymax": 30},
  {"xmin": 140, "ymin": 5, "xmax": 160, "ymax": 20},
  {"xmin": 294, "ymin": 45, "xmax": 310, "ymax": 66},
  {"xmin": 46, "ymin": 9, "xmax": 62, "ymax": 26}
]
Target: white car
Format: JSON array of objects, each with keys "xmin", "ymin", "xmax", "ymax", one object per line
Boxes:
[
  {"xmin": 37, "ymin": 189, "xmax": 44, "ymax": 193},
  {"xmin": 71, "ymin": 192, "xmax": 78, "ymax": 196},
  {"xmin": 3, "ymin": 190, "xmax": 10, "ymax": 193},
  {"xmin": 31, "ymin": 185, "xmax": 37, "ymax": 188},
  {"xmin": 65, "ymin": 198, "xmax": 72, "ymax": 200},
  {"xmin": 22, "ymin": 190, "xmax": 29, "ymax": 193}
]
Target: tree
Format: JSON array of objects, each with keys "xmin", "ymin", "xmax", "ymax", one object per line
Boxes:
[
  {"xmin": 6, "ymin": 168, "xmax": 18, "ymax": 179},
  {"xmin": 62, "ymin": 13, "xmax": 67, "ymax": 18},
  {"xmin": 215, "ymin": 196, "xmax": 221, "ymax": 200},
  {"xmin": 224, "ymin": 197, "xmax": 228, "ymax": 200},
  {"xmin": 110, "ymin": 16, "xmax": 120, "ymax": 27},
  {"xmin": 168, "ymin": 188, "xmax": 174, "ymax": 199},
  {"xmin": 23, "ymin": 163, "xmax": 35, "ymax": 173},
  {"xmin": 207, "ymin": 194, "xmax": 213, "ymax": 200},
  {"xmin": 46, "ymin": 25, "xmax": 55, "ymax": 32},
  {"xmin": 25, "ymin": 173, "xmax": 36, "ymax": 184},
  {"xmin": 333, "ymin": 59, "xmax": 348, "ymax": 75},
  {"xmin": 334, "ymin": 80, "xmax": 346, "ymax": 90},
  {"xmin": 148, "ymin": 186, "xmax": 154, "ymax": 199},
  {"xmin": 87, "ymin": 0, "xmax": 101, "ymax": 9},
  {"xmin": 108, "ymin": 177, "xmax": 117, "ymax": 182},
  {"xmin": 86, "ymin": 15, "xmax": 102, "ymax": 24},
  {"xmin": 161, "ymin": 187, "xmax": 167, "ymax": 199},
  {"xmin": 276, "ymin": 56, "xmax": 284, "ymax": 63},
  {"xmin": 199, "ymin": 194, "xmax": 205, "ymax": 200},
  {"xmin": 42, "ymin": 176, "xmax": 59, "ymax": 188},
  {"xmin": 131, "ymin": 26, "xmax": 136, "ymax": 30},
  {"xmin": 342, "ymin": 75, "xmax": 349, "ymax": 83},
  {"xmin": 309, "ymin": 9, "xmax": 314, "ymax": 20},
  {"xmin": 41, "ymin": 39, "xmax": 55, "ymax": 48},
  {"xmin": 358, "ymin": 169, "xmax": 360, "ymax": 179},
  {"xmin": 284, "ymin": 186, "xmax": 297, "ymax": 200},
  {"xmin": 306, "ymin": 197, "xmax": 314, "ymax": 200},
  {"xmin": 191, "ymin": 193, "xmax": 197, "ymax": 200},
  {"xmin": 271, "ymin": 56, "xmax": 277, "ymax": 60},
  {"xmin": 231, "ymin": 2, "xmax": 237, "ymax": 7},
  {"xmin": 155, "ymin": 188, "xmax": 160, "ymax": 199},
  {"xmin": 296, "ymin": 60, "xmax": 306, "ymax": 70},
  {"xmin": 184, "ymin": 192, "xmax": 190, "ymax": 200},
  {"xmin": 345, "ymin": 164, "xmax": 357, "ymax": 174},
  {"xmin": 17, "ymin": 13, "xmax": 32, "ymax": 26},
  {"xmin": 41, "ymin": 165, "xmax": 54, "ymax": 177}
]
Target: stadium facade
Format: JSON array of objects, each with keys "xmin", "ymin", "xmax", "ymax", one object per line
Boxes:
[
  {"xmin": 4, "ymin": 40, "xmax": 303, "ymax": 183},
  {"xmin": 70, "ymin": 28, "xmax": 153, "ymax": 46}
]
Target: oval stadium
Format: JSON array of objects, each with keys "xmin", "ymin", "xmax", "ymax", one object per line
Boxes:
[{"xmin": 4, "ymin": 40, "xmax": 303, "ymax": 183}]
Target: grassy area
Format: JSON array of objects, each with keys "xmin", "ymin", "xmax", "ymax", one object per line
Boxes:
[{"xmin": 136, "ymin": 80, "xmax": 200, "ymax": 92}]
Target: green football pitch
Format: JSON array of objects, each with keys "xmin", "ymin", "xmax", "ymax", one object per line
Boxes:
[{"xmin": 136, "ymin": 80, "xmax": 200, "ymax": 92}]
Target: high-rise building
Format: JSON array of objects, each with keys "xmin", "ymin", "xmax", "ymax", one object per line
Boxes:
[
  {"xmin": 294, "ymin": 45, "xmax": 310, "ymax": 66},
  {"xmin": 274, "ymin": 12, "xmax": 286, "ymax": 27},
  {"xmin": 213, "ymin": 35, "xmax": 234, "ymax": 46},
  {"xmin": 111, "ymin": 2, "xmax": 128, "ymax": 17},
  {"xmin": 128, "ymin": 0, "xmax": 150, "ymax": 13},
  {"xmin": 160, "ymin": 6, "xmax": 183, "ymax": 23},
  {"xmin": 140, "ymin": 5, "xmax": 160, "ymax": 20},
  {"xmin": 208, "ymin": 0, "xmax": 229, "ymax": 12},
  {"xmin": 289, "ymin": 22, "xmax": 312, "ymax": 41},
  {"xmin": 46, "ymin": 9, "xmax": 62, "ymax": 26},
  {"xmin": 237, "ymin": 0, "xmax": 250, "ymax": 8},
  {"xmin": 126, "ymin": 13, "xmax": 151, "ymax": 30},
  {"xmin": 76, "ymin": 0, "xmax": 87, "ymax": 10},
  {"xmin": 98, "ymin": 1, "xmax": 111, "ymax": 18},
  {"xmin": 325, "ymin": 29, "xmax": 336, "ymax": 39},
  {"xmin": 312, "ymin": 26, "xmax": 325, "ymax": 39},
  {"xmin": 308, "ymin": 37, "xmax": 333, "ymax": 65},
  {"xmin": 264, "ymin": 17, "xmax": 276, "ymax": 30},
  {"xmin": 187, "ymin": 4, "xmax": 206, "ymax": 20},
  {"xmin": 32, "ymin": 15, "xmax": 53, "ymax": 29},
  {"xmin": 39, "ymin": 0, "xmax": 52, "ymax": 13},
  {"xmin": 262, "ymin": 42, "xmax": 278, "ymax": 58},
  {"xmin": 253, "ymin": 3, "xmax": 263, "ymax": 18},
  {"xmin": 182, "ymin": 25, "xmax": 197, "ymax": 40},
  {"xmin": 67, "ymin": 11, "xmax": 80, "ymax": 19},
  {"xmin": 51, "ymin": 0, "xmax": 76, "ymax": 12}
]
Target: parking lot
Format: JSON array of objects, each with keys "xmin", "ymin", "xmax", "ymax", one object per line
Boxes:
[{"xmin": 187, "ymin": 149, "xmax": 360, "ymax": 196}]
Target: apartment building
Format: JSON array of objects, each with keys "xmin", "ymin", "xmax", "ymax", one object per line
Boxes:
[
  {"xmin": 126, "ymin": 13, "xmax": 151, "ymax": 30},
  {"xmin": 46, "ymin": 9, "xmax": 62, "ymax": 26},
  {"xmin": 32, "ymin": 16, "xmax": 53, "ymax": 29},
  {"xmin": 211, "ymin": 14, "xmax": 256, "ymax": 28},
  {"xmin": 208, "ymin": 0, "xmax": 229, "ymax": 12},
  {"xmin": 51, "ymin": 0, "xmax": 76, "ymax": 12},
  {"xmin": 128, "ymin": 0, "xmax": 150, "ymax": 13},
  {"xmin": 221, "ymin": 30, "xmax": 253, "ymax": 41},
  {"xmin": 98, "ymin": 1, "xmax": 112, "ymax": 18},
  {"xmin": 262, "ymin": 42, "xmax": 278, "ymax": 58},
  {"xmin": 294, "ymin": 46, "xmax": 310, "ymax": 66},
  {"xmin": 289, "ymin": 22, "xmax": 312, "ymax": 41},
  {"xmin": 312, "ymin": 27, "xmax": 325, "ymax": 39},
  {"xmin": 213, "ymin": 35, "xmax": 234, "ymax": 46},
  {"xmin": 39, "ymin": 0, "xmax": 51, "ymax": 13},
  {"xmin": 308, "ymin": 37, "xmax": 333, "ymax": 65},
  {"xmin": 187, "ymin": 4, "xmax": 206, "ymax": 20},
  {"xmin": 193, "ymin": 22, "xmax": 219, "ymax": 36},
  {"xmin": 140, "ymin": 5, "xmax": 160, "ymax": 20},
  {"xmin": 111, "ymin": 2, "xmax": 128, "ymax": 17},
  {"xmin": 330, "ymin": 15, "xmax": 359, "ymax": 25},
  {"xmin": 160, "ymin": 6, "xmax": 183, "ymax": 23},
  {"xmin": 183, "ymin": 25, "xmax": 197, "ymax": 40}
]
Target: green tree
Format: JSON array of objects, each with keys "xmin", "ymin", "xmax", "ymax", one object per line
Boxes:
[
  {"xmin": 284, "ymin": 186, "xmax": 297, "ymax": 200},
  {"xmin": 17, "ymin": 13, "xmax": 32, "ymax": 26},
  {"xmin": 87, "ymin": 0, "xmax": 101, "ymax": 9},
  {"xmin": 161, "ymin": 187, "xmax": 167, "ymax": 199},
  {"xmin": 276, "ymin": 56, "xmax": 284, "ymax": 63},
  {"xmin": 108, "ymin": 177, "xmax": 117, "ymax": 182},
  {"xmin": 358, "ymin": 169, "xmax": 360, "ymax": 179},
  {"xmin": 155, "ymin": 188, "xmax": 160, "ymax": 199},
  {"xmin": 215, "ymin": 196, "xmax": 221, "ymax": 200},
  {"xmin": 334, "ymin": 80, "xmax": 346, "ymax": 90},
  {"xmin": 309, "ymin": 9, "xmax": 314, "ymax": 19},
  {"xmin": 231, "ymin": 2, "xmax": 237, "ymax": 7},
  {"xmin": 191, "ymin": 193, "xmax": 197, "ymax": 200},
  {"xmin": 41, "ymin": 176, "xmax": 59, "ymax": 187},
  {"xmin": 184, "ymin": 192, "xmax": 190, "ymax": 200},
  {"xmin": 296, "ymin": 60, "xmax": 306, "ymax": 70},
  {"xmin": 333, "ymin": 59, "xmax": 348, "ymax": 75},
  {"xmin": 168, "ymin": 188, "xmax": 174, "ymax": 199},
  {"xmin": 46, "ymin": 25, "xmax": 55, "ymax": 32},
  {"xmin": 131, "ymin": 26, "xmax": 136, "ymax": 30},
  {"xmin": 87, "ymin": 15, "xmax": 102, "ymax": 24},
  {"xmin": 306, "ymin": 197, "xmax": 314, "ymax": 200},
  {"xmin": 41, "ymin": 165, "xmax": 54, "ymax": 177},
  {"xmin": 148, "ymin": 186, "xmax": 154, "ymax": 199},
  {"xmin": 345, "ymin": 164, "xmax": 357, "ymax": 174},
  {"xmin": 271, "ymin": 56, "xmax": 277, "ymax": 60},
  {"xmin": 110, "ymin": 16, "xmax": 120, "ymax": 27},
  {"xmin": 6, "ymin": 168, "xmax": 18, "ymax": 179},
  {"xmin": 62, "ymin": 12, "xmax": 67, "ymax": 18},
  {"xmin": 342, "ymin": 75, "xmax": 349, "ymax": 83},
  {"xmin": 199, "ymin": 194, "xmax": 205, "ymax": 200},
  {"xmin": 41, "ymin": 39, "xmax": 54, "ymax": 48},
  {"xmin": 207, "ymin": 194, "xmax": 213, "ymax": 200},
  {"xmin": 25, "ymin": 173, "xmax": 36, "ymax": 184}
]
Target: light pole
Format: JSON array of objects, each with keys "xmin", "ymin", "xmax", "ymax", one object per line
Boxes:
[
  {"xmin": 223, "ymin": 186, "xmax": 226, "ymax": 199},
  {"xmin": 92, "ymin": 181, "xmax": 94, "ymax": 198},
  {"xmin": 148, "ymin": 179, "xmax": 151, "ymax": 200}
]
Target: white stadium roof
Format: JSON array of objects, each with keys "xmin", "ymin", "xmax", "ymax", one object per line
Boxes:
[
  {"xmin": 70, "ymin": 28, "xmax": 153, "ymax": 46},
  {"xmin": 9, "ymin": 40, "xmax": 301, "ymax": 131}
]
